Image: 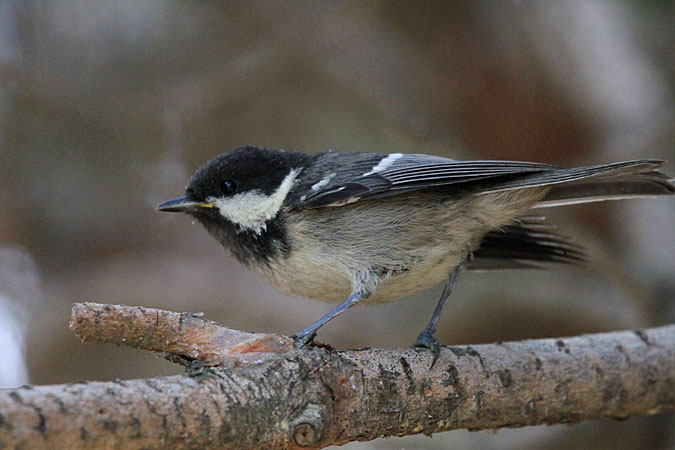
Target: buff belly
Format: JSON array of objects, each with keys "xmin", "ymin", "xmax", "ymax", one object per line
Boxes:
[
  {"xmin": 253, "ymin": 187, "xmax": 549, "ymax": 305},
  {"xmin": 258, "ymin": 240, "xmax": 461, "ymax": 304}
]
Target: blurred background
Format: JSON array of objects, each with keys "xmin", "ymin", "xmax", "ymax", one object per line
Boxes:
[{"xmin": 0, "ymin": 1, "xmax": 673, "ymax": 448}]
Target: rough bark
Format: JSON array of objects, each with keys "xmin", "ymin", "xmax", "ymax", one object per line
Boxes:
[{"xmin": 0, "ymin": 303, "xmax": 673, "ymax": 449}]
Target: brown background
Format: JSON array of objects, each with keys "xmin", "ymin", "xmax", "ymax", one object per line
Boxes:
[{"xmin": 1, "ymin": 1, "xmax": 673, "ymax": 448}]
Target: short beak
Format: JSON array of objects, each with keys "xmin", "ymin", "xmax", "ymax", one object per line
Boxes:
[{"xmin": 156, "ymin": 196, "xmax": 215, "ymax": 213}]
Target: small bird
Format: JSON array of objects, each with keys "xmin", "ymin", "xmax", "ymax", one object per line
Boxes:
[{"xmin": 158, "ymin": 146, "xmax": 674, "ymax": 363}]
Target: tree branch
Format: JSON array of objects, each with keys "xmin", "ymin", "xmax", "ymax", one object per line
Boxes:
[{"xmin": 1, "ymin": 303, "xmax": 673, "ymax": 449}]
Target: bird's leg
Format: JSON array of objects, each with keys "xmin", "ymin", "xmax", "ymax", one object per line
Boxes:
[
  {"xmin": 293, "ymin": 289, "xmax": 369, "ymax": 347},
  {"xmin": 413, "ymin": 254, "xmax": 468, "ymax": 367}
]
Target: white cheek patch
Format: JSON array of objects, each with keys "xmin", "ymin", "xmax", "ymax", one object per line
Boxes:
[
  {"xmin": 208, "ymin": 168, "xmax": 301, "ymax": 234},
  {"xmin": 363, "ymin": 153, "xmax": 402, "ymax": 176}
]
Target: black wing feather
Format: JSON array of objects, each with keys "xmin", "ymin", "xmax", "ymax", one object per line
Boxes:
[
  {"xmin": 298, "ymin": 154, "xmax": 554, "ymax": 208},
  {"xmin": 293, "ymin": 153, "xmax": 669, "ymax": 209}
]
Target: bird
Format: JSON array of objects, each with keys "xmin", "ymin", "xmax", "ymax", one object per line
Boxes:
[{"xmin": 157, "ymin": 145, "xmax": 674, "ymax": 364}]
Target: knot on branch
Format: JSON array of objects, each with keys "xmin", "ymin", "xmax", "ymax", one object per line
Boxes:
[{"xmin": 290, "ymin": 401, "xmax": 328, "ymax": 446}]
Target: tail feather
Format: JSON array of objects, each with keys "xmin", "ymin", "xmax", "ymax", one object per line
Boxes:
[
  {"xmin": 468, "ymin": 160, "xmax": 673, "ymax": 270},
  {"xmin": 469, "ymin": 216, "xmax": 586, "ymax": 270},
  {"xmin": 477, "ymin": 159, "xmax": 674, "ymax": 207},
  {"xmin": 535, "ymin": 161, "xmax": 674, "ymax": 208}
]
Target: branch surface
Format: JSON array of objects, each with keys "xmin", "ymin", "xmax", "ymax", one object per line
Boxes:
[{"xmin": 0, "ymin": 303, "xmax": 673, "ymax": 449}]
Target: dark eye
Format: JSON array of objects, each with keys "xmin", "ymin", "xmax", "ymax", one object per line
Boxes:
[{"xmin": 220, "ymin": 179, "xmax": 237, "ymax": 195}]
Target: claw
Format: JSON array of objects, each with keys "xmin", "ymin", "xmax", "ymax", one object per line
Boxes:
[
  {"xmin": 292, "ymin": 330, "xmax": 317, "ymax": 348},
  {"xmin": 413, "ymin": 329, "xmax": 441, "ymax": 368}
]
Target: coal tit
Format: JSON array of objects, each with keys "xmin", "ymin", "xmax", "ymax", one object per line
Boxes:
[{"xmin": 158, "ymin": 146, "xmax": 674, "ymax": 363}]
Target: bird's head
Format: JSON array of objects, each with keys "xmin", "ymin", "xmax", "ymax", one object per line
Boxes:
[{"xmin": 157, "ymin": 146, "xmax": 311, "ymax": 259}]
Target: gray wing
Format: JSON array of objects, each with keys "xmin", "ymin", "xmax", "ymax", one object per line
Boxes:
[
  {"xmin": 291, "ymin": 152, "xmax": 672, "ymax": 209},
  {"xmin": 292, "ymin": 152, "xmax": 555, "ymax": 208}
]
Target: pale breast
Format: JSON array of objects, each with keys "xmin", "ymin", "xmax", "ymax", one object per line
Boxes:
[{"xmin": 255, "ymin": 188, "xmax": 549, "ymax": 304}]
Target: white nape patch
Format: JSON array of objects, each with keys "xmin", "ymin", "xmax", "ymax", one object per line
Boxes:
[
  {"xmin": 209, "ymin": 168, "xmax": 301, "ymax": 234},
  {"xmin": 363, "ymin": 153, "xmax": 403, "ymax": 176},
  {"xmin": 311, "ymin": 172, "xmax": 336, "ymax": 191}
]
